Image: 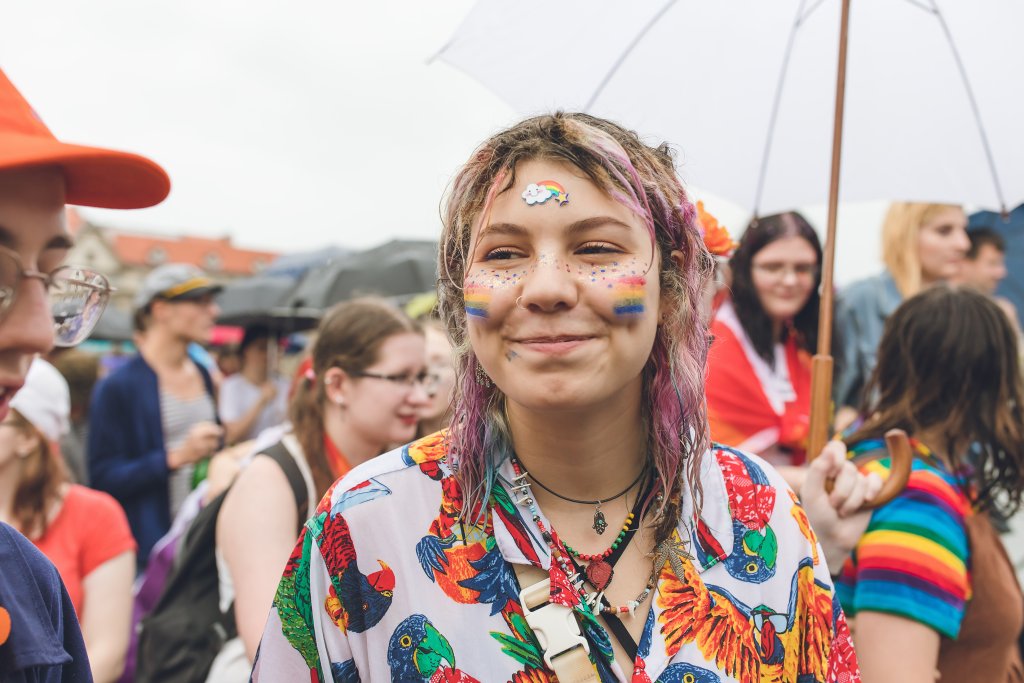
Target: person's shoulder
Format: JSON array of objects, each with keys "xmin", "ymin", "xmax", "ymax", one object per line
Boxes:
[
  {"xmin": 96, "ymin": 354, "xmax": 149, "ymax": 390},
  {"xmin": 322, "ymin": 431, "xmax": 451, "ymax": 515},
  {"xmin": 0, "ymin": 522, "xmax": 56, "ymax": 579},
  {"xmin": 696, "ymin": 444, "xmax": 808, "ymax": 537},
  {"xmin": 850, "ymin": 439, "xmax": 971, "ymax": 521},
  {"xmin": 63, "ymin": 484, "xmax": 129, "ymax": 520},
  {"xmin": 837, "ymin": 271, "xmax": 897, "ymax": 306}
]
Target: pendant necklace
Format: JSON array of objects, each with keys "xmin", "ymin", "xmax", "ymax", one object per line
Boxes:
[
  {"xmin": 510, "ymin": 456, "xmax": 658, "ymax": 616},
  {"xmin": 523, "ymin": 460, "xmax": 648, "ymax": 535}
]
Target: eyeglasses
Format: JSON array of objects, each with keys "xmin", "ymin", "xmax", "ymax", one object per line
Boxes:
[
  {"xmin": 350, "ymin": 370, "xmax": 441, "ymax": 394},
  {"xmin": 0, "ymin": 246, "xmax": 114, "ymax": 347},
  {"xmin": 751, "ymin": 262, "xmax": 819, "ymax": 280}
]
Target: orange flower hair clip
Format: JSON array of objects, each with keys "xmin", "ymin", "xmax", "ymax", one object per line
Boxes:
[{"xmin": 696, "ymin": 200, "xmax": 737, "ymax": 257}]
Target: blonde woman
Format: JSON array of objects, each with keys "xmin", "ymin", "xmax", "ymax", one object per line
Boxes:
[{"xmin": 833, "ymin": 202, "xmax": 969, "ymax": 428}]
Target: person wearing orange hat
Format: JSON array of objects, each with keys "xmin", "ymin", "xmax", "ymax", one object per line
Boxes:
[{"xmin": 0, "ymin": 67, "xmax": 169, "ymax": 682}]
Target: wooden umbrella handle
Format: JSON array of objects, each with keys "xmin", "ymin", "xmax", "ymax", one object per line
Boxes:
[
  {"xmin": 824, "ymin": 428, "xmax": 914, "ymax": 509},
  {"xmin": 862, "ymin": 429, "xmax": 913, "ymax": 509}
]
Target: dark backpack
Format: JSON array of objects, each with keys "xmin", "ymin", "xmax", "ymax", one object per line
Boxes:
[{"xmin": 135, "ymin": 440, "xmax": 309, "ymax": 683}]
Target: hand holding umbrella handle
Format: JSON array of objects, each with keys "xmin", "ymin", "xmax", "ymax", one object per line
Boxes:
[{"xmin": 823, "ymin": 429, "xmax": 914, "ymax": 510}]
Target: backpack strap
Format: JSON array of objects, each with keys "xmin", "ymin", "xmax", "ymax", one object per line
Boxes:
[{"xmin": 257, "ymin": 440, "xmax": 311, "ymax": 534}]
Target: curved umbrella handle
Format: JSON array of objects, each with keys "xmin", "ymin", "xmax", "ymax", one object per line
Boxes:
[
  {"xmin": 860, "ymin": 429, "xmax": 913, "ymax": 509},
  {"xmin": 823, "ymin": 428, "xmax": 913, "ymax": 510}
]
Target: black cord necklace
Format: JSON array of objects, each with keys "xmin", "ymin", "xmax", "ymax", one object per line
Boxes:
[{"xmin": 523, "ymin": 461, "xmax": 648, "ymax": 535}]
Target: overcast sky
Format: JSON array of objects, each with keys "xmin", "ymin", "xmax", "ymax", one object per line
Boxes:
[{"xmin": 0, "ymin": 1, "xmax": 890, "ymax": 283}]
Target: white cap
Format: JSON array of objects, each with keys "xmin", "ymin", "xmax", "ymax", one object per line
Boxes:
[{"xmin": 10, "ymin": 359, "xmax": 71, "ymax": 443}]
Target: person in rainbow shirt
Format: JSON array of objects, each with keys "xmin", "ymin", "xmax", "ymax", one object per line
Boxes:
[{"xmin": 835, "ymin": 285, "xmax": 1024, "ymax": 682}]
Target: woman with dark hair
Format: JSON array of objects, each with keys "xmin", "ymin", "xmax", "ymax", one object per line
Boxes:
[
  {"xmin": 252, "ymin": 114, "xmax": 863, "ymax": 681},
  {"xmin": 209, "ymin": 299, "xmax": 430, "ymax": 680},
  {"xmin": 836, "ymin": 285, "xmax": 1024, "ymax": 682},
  {"xmin": 706, "ymin": 212, "xmax": 822, "ymax": 465}
]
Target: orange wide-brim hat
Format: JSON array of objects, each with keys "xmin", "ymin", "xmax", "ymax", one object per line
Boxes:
[{"xmin": 0, "ymin": 68, "xmax": 170, "ymax": 209}]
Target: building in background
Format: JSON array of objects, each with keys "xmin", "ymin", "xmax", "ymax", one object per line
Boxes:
[{"xmin": 65, "ymin": 209, "xmax": 278, "ymax": 312}]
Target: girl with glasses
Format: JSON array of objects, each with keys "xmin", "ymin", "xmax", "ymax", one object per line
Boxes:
[
  {"xmin": 706, "ymin": 212, "xmax": 825, "ymax": 467},
  {"xmin": 209, "ymin": 298, "xmax": 429, "ymax": 681}
]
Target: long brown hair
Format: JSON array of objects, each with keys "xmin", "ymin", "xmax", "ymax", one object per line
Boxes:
[
  {"xmin": 289, "ymin": 298, "xmax": 422, "ymax": 497},
  {"xmin": 847, "ymin": 285, "xmax": 1024, "ymax": 514},
  {"xmin": 9, "ymin": 410, "xmax": 66, "ymax": 537}
]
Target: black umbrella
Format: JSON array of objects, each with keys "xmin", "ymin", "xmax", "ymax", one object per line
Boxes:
[
  {"xmin": 285, "ymin": 239, "xmax": 438, "ymax": 310},
  {"xmin": 89, "ymin": 305, "xmax": 134, "ymax": 343},
  {"xmin": 215, "ymin": 273, "xmax": 321, "ymax": 333}
]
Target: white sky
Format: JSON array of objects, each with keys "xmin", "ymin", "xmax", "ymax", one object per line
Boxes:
[{"xmin": 0, "ymin": 1, "xmax": 888, "ymax": 284}]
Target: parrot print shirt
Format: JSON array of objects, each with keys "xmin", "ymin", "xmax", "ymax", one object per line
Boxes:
[{"xmin": 251, "ymin": 432, "xmax": 859, "ymax": 683}]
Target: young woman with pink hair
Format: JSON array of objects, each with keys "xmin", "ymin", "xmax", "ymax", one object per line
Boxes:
[{"xmin": 252, "ymin": 113, "xmax": 870, "ymax": 681}]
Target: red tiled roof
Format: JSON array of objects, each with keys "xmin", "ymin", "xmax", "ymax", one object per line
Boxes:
[{"xmin": 112, "ymin": 232, "xmax": 278, "ymax": 275}]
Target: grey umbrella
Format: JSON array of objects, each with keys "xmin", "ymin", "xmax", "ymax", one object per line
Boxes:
[
  {"xmin": 285, "ymin": 239, "xmax": 438, "ymax": 310},
  {"xmin": 215, "ymin": 273, "xmax": 321, "ymax": 333},
  {"xmin": 89, "ymin": 305, "xmax": 134, "ymax": 343}
]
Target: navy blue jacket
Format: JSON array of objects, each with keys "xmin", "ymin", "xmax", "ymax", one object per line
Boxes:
[
  {"xmin": 0, "ymin": 523, "xmax": 92, "ymax": 682},
  {"xmin": 87, "ymin": 354, "xmax": 216, "ymax": 568}
]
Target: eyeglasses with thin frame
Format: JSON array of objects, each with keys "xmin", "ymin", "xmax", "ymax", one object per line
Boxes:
[
  {"xmin": 0, "ymin": 245, "xmax": 114, "ymax": 347},
  {"xmin": 350, "ymin": 370, "xmax": 441, "ymax": 395},
  {"xmin": 751, "ymin": 261, "xmax": 819, "ymax": 280}
]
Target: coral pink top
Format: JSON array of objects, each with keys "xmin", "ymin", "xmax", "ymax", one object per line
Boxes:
[{"xmin": 33, "ymin": 484, "xmax": 136, "ymax": 615}]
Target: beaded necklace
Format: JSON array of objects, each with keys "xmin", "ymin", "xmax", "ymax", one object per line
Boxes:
[{"xmin": 510, "ymin": 456, "xmax": 658, "ymax": 617}]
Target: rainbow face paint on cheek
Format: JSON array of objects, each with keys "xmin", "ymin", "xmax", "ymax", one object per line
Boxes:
[
  {"xmin": 612, "ymin": 276, "xmax": 646, "ymax": 316},
  {"xmin": 464, "ymin": 283, "xmax": 492, "ymax": 319}
]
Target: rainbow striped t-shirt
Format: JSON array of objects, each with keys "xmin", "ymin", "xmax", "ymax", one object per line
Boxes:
[{"xmin": 834, "ymin": 439, "xmax": 972, "ymax": 639}]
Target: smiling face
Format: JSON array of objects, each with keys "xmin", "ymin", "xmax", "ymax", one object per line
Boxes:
[
  {"xmin": 0, "ymin": 167, "xmax": 70, "ymax": 421},
  {"xmin": 750, "ymin": 235, "xmax": 818, "ymax": 324},
  {"xmin": 918, "ymin": 206, "xmax": 970, "ymax": 284},
  {"xmin": 330, "ymin": 331, "xmax": 430, "ymax": 449},
  {"xmin": 464, "ymin": 158, "xmax": 665, "ymax": 412}
]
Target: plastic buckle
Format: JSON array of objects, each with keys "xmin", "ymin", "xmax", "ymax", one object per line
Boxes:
[{"xmin": 519, "ymin": 577, "xmax": 591, "ymax": 668}]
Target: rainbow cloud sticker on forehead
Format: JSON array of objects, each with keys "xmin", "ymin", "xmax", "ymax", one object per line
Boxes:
[{"xmin": 522, "ymin": 180, "xmax": 569, "ymax": 206}]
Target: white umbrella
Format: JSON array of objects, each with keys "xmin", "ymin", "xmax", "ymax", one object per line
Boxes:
[
  {"xmin": 435, "ymin": 0, "xmax": 1023, "ymax": 214},
  {"xmin": 436, "ymin": 0, "xmax": 992, "ymax": 493}
]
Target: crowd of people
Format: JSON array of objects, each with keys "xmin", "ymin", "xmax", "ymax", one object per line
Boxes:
[{"xmin": 1, "ymin": 67, "xmax": 1023, "ymax": 683}]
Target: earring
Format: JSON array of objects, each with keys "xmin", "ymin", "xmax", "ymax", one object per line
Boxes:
[
  {"xmin": 515, "ymin": 296, "xmax": 526, "ymax": 310},
  {"xmin": 475, "ymin": 361, "xmax": 492, "ymax": 387}
]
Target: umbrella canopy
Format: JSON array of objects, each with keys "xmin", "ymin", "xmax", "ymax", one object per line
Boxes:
[
  {"xmin": 215, "ymin": 273, "xmax": 322, "ymax": 333},
  {"xmin": 437, "ymin": 0, "xmax": 1024, "ymax": 213},
  {"xmin": 286, "ymin": 239, "xmax": 439, "ymax": 310},
  {"xmin": 89, "ymin": 305, "xmax": 134, "ymax": 343}
]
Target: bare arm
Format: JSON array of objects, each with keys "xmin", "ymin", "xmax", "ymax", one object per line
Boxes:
[
  {"xmin": 80, "ymin": 550, "xmax": 135, "ymax": 683},
  {"xmin": 217, "ymin": 454, "xmax": 301, "ymax": 661},
  {"xmin": 854, "ymin": 610, "xmax": 941, "ymax": 683}
]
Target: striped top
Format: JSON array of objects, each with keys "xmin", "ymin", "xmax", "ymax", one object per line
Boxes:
[
  {"xmin": 160, "ymin": 390, "xmax": 216, "ymax": 518},
  {"xmin": 835, "ymin": 438, "xmax": 972, "ymax": 639}
]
